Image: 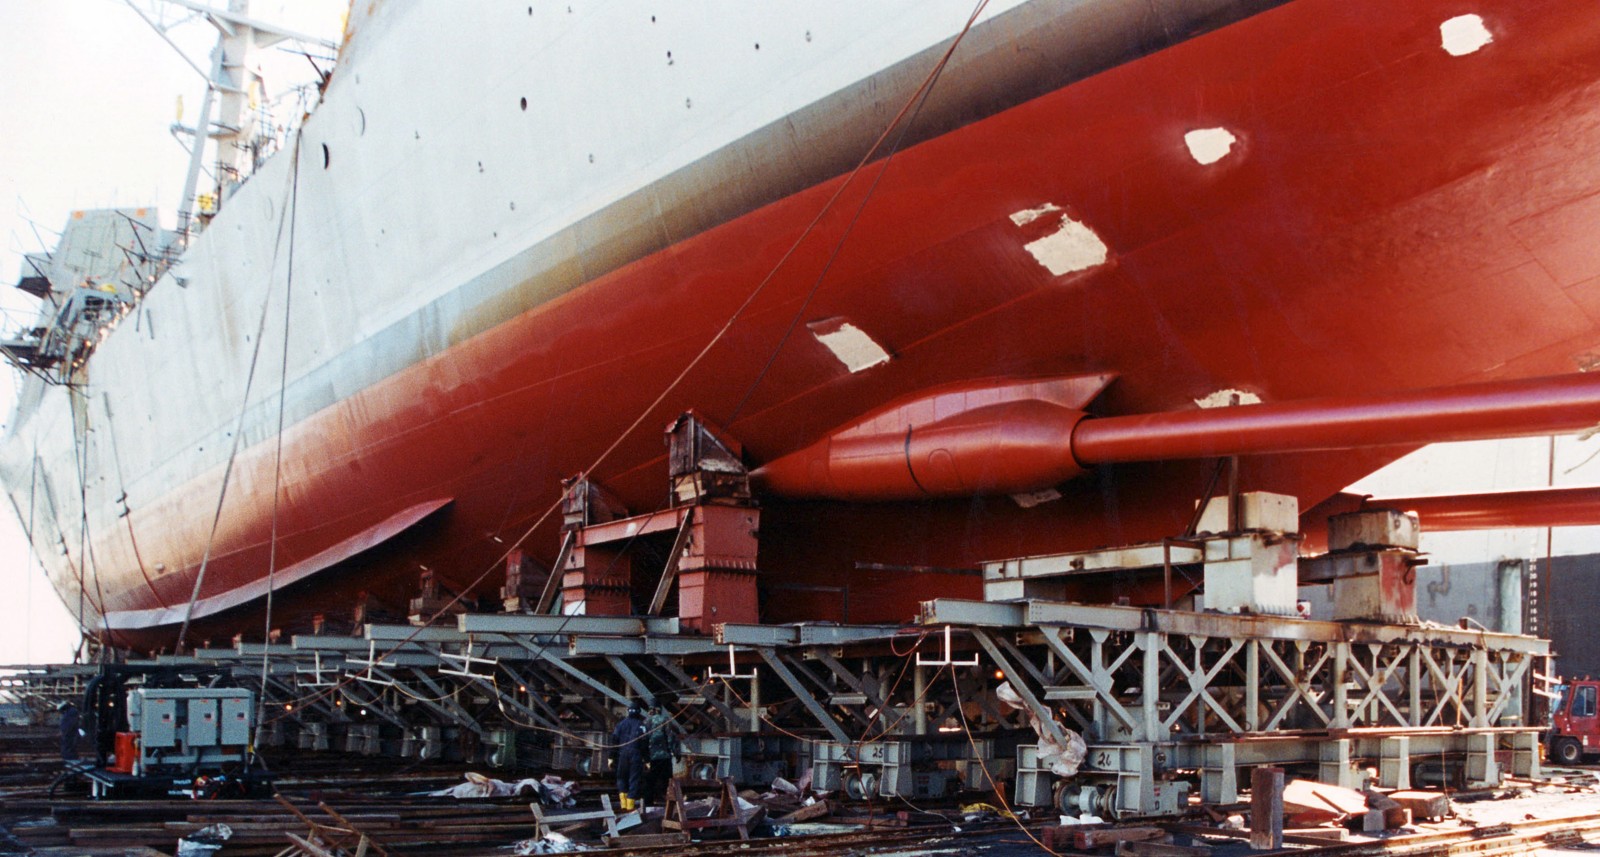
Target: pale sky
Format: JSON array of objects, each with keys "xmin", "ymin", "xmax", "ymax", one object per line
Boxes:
[
  {"xmin": 0, "ymin": 2, "xmax": 1595, "ymax": 667},
  {"xmin": 0, "ymin": 0, "xmax": 343, "ymax": 664}
]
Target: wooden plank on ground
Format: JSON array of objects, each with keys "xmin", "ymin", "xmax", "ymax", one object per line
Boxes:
[
  {"xmin": 603, "ymin": 832, "xmax": 690, "ymax": 847},
  {"xmin": 1076, "ymin": 826, "xmax": 1167, "ymax": 850},
  {"xmin": 1285, "ymin": 828, "xmax": 1349, "ymax": 842},
  {"xmin": 531, "ymin": 795, "xmax": 619, "ymax": 840},
  {"xmin": 776, "ymin": 800, "xmax": 832, "ymax": 823},
  {"xmin": 1116, "ymin": 839, "xmax": 1212, "ymax": 857}
]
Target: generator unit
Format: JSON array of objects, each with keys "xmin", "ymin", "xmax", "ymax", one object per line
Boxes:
[{"xmin": 122, "ymin": 688, "xmax": 253, "ymax": 774}]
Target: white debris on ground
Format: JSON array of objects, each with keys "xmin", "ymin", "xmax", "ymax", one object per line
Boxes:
[
  {"xmin": 431, "ymin": 771, "xmax": 576, "ymax": 806},
  {"xmin": 769, "ymin": 822, "xmax": 857, "ymax": 837},
  {"xmin": 742, "ymin": 770, "xmax": 817, "ymax": 817},
  {"xmin": 1451, "ymin": 773, "xmax": 1600, "ymax": 827},
  {"xmin": 864, "ymin": 843, "xmax": 970, "ymax": 857},
  {"xmin": 512, "ymin": 831, "xmax": 588, "ymax": 854},
  {"xmin": 175, "ymin": 823, "xmax": 233, "ymax": 857}
]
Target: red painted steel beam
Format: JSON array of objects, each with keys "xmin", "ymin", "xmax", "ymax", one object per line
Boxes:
[
  {"xmin": 1364, "ymin": 486, "xmax": 1600, "ymax": 531},
  {"xmin": 1073, "ymin": 373, "xmax": 1600, "ymax": 465}
]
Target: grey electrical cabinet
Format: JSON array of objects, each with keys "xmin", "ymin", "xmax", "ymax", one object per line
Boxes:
[
  {"xmin": 187, "ymin": 697, "xmax": 219, "ymax": 746},
  {"xmin": 137, "ymin": 696, "xmax": 179, "ymax": 748},
  {"xmin": 220, "ymin": 695, "xmax": 252, "ymax": 746},
  {"xmin": 125, "ymin": 688, "xmax": 253, "ymax": 771}
]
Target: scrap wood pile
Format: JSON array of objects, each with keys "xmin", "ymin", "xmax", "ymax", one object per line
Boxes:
[
  {"xmin": 3, "ymin": 793, "xmax": 576, "ymax": 856},
  {"xmin": 1040, "ymin": 823, "xmax": 1215, "ymax": 856},
  {"xmin": 0, "ymin": 766, "xmax": 1018, "ymax": 857},
  {"xmin": 512, "ymin": 773, "xmax": 1034, "ymax": 852}
]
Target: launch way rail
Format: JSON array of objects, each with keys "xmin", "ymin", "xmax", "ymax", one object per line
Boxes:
[{"xmin": 3, "ymin": 593, "xmax": 1547, "ymax": 818}]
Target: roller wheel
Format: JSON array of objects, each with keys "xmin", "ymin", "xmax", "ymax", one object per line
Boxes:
[
  {"xmin": 1553, "ymin": 737, "xmax": 1585, "ymax": 765},
  {"xmin": 843, "ymin": 772, "xmax": 866, "ymax": 800}
]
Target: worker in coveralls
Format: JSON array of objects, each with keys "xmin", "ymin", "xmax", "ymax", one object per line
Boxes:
[
  {"xmin": 58, "ymin": 701, "xmax": 80, "ymax": 761},
  {"xmin": 639, "ymin": 704, "xmax": 677, "ymax": 809},
  {"xmin": 610, "ymin": 704, "xmax": 646, "ymax": 811}
]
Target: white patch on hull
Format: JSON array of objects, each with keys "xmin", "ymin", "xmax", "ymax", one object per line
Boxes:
[
  {"xmin": 1023, "ymin": 216, "xmax": 1109, "ymax": 276},
  {"xmin": 809, "ymin": 318, "xmax": 891, "ymax": 373},
  {"xmin": 1194, "ymin": 388, "xmax": 1263, "ymax": 409},
  {"xmin": 1184, "ymin": 127, "xmax": 1238, "ymax": 165},
  {"xmin": 1440, "ymin": 15, "xmax": 1492, "ymax": 56},
  {"xmin": 1009, "ymin": 203, "xmax": 1062, "ymax": 226}
]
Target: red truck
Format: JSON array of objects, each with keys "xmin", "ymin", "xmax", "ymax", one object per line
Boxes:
[{"xmin": 1549, "ymin": 679, "xmax": 1600, "ymax": 765}]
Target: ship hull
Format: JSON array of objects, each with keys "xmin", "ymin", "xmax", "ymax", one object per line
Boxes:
[{"xmin": 9, "ymin": 0, "xmax": 1600, "ymax": 651}]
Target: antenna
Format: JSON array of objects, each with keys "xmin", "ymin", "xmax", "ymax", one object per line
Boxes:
[{"xmin": 123, "ymin": 0, "xmax": 339, "ymax": 238}]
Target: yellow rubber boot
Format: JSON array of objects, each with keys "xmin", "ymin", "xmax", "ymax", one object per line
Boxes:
[{"xmin": 619, "ymin": 792, "xmax": 633, "ymax": 811}]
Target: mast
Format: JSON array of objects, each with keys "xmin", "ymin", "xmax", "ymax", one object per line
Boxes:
[{"xmin": 126, "ymin": 0, "xmax": 340, "ymax": 240}]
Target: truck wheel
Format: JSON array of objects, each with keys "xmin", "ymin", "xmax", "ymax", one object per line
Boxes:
[{"xmin": 1553, "ymin": 737, "xmax": 1585, "ymax": 765}]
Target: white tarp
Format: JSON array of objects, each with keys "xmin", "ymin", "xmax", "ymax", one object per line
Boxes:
[{"xmin": 997, "ymin": 681, "xmax": 1087, "ymax": 777}]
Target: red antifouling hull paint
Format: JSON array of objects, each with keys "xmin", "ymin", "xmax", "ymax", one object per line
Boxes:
[
  {"xmin": 1075, "ymin": 374, "xmax": 1600, "ymax": 465},
  {"xmin": 758, "ymin": 373, "xmax": 1600, "ymax": 502}
]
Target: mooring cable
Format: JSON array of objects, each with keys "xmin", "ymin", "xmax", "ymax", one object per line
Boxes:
[
  {"xmin": 175, "ymin": 136, "xmax": 303, "ymax": 654},
  {"xmin": 725, "ymin": 0, "xmax": 992, "ymax": 425},
  {"xmin": 949, "ymin": 665, "xmax": 1064, "ymax": 856},
  {"xmin": 258, "ymin": 129, "xmax": 305, "ymax": 737}
]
